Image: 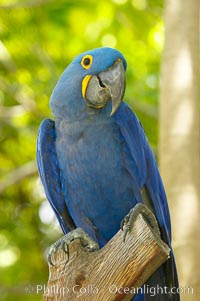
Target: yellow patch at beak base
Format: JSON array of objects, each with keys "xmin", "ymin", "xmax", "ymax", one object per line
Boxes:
[{"xmin": 82, "ymin": 75, "xmax": 92, "ymax": 99}]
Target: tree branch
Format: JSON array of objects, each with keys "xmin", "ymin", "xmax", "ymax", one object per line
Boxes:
[
  {"xmin": 43, "ymin": 213, "xmax": 170, "ymax": 301},
  {"xmin": 0, "ymin": 161, "xmax": 37, "ymax": 194}
]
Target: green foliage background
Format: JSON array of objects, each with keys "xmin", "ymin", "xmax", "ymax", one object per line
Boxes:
[{"xmin": 0, "ymin": 0, "xmax": 163, "ymax": 300}]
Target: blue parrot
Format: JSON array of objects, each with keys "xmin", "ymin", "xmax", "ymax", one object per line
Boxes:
[{"xmin": 37, "ymin": 47, "xmax": 179, "ymax": 300}]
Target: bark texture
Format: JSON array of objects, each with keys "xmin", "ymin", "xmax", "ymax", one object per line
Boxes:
[{"xmin": 43, "ymin": 214, "xmax": 170, "ymax": 301}]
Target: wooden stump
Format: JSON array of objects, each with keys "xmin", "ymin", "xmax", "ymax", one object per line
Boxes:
[{"xmin": 43, "ymin": 214, "xmax": 170, "ymax": 301}]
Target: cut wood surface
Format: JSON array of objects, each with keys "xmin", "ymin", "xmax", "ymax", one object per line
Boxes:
[{"xmin": 43, "ymin": 214, "xmax": 170, "ymax": 301}]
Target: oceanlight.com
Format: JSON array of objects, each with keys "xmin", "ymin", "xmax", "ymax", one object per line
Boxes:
[
  {"xmin": 109, "ymin": 284, "xmax": 194, "ymax": 296},
  {"xmin": 25, "ymin": 284, "xmax": 194, "ymax": 297}
]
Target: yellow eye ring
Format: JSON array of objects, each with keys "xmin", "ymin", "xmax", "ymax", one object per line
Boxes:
[{"xmin": 81, "ymin": 55, "xmax": 93, "ymax": 69}]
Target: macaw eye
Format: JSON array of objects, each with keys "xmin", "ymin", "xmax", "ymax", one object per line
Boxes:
[
  {"xmin": 81, "ymin": 55, "xmax": 93, "ymax": 69},
  {"xmin": 83, "ymin": 58, "xmax": 90, "ymax": 65}
]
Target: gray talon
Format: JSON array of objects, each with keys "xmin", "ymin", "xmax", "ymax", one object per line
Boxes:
[
  {"xmin": 121, "ymin": 203, "xmax": 161, "ymax": 242},
  {"xmin": 47, "ymin": 248, "xmax": 56, "ymax": 266},
  {"xmin": 47, "ymin": 239, "xmax": 63, "ymax": 266},
  {"xmin": 47, "ymin": 228, "xmax": 99, "ymax": 266}
]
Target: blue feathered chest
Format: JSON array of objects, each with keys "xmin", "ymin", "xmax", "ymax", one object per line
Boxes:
[{"xmin": 54, "ymin": 115, "xmax": 141, "ymax": 245}]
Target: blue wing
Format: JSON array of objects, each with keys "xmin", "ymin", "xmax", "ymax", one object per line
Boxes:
[
  {"xmin": 114, "ymin": 103, "xmax": 171, "ymax": 242},
  {"xmin": 114, "ymin": 103, "xmax": 179, "ymax": 301},
  {"xmin": 36, "ymin": 118, "xmax": 75, "ymax": 234}
]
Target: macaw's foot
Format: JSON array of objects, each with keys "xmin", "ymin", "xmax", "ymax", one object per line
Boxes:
[
  {"xmin": 47, "ymin": 228, "xmax": 99, "ymax": 266},
  {"xmin": 121, "ymin": 203, "xmax": 161, "ymax": 242}
]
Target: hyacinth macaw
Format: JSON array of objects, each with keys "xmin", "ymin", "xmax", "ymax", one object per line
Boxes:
[{"xmin": 37, "ymin": 47, "xmax": 179, "ymax": 301}]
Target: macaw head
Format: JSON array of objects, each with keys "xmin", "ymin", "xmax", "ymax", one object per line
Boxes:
[{"xmin": 50, "ymin": 47, "xmax": 127, "ymax": 120}]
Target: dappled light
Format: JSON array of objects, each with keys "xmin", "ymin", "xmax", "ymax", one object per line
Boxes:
[
  {"xmin": 0, "ymin": 247, "xmax": 20, "ymax": 268},
  {"xmin": 132, "ymin": 0, "xmax": 147, "ymax": 10},
  {"xmin": 172, "ymin": 99, "xmax": 194, "ymax": 135},
  {"xmin": 170, "ymin": 46, "xmax": 194, "ymax": 135},
  {"xmin": 39, "ymin": 201, "xmax": 57, "ymax": 225},
  {"xmin": 174, "ymin": 185, "xmax": 199, "ymax": 240},
  {"xmin": 172, "ymin": 47, "xmax": 192, "ymax": 91}
]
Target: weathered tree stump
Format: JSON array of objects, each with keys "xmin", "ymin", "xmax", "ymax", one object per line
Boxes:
[{"xmin": 43, "ymin": 214, "xmax": 170, "ymax": 301}]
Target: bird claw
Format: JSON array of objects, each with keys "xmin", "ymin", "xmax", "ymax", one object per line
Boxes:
[
  {"xmin": 121, "ymin": 203, "xmax": 161, "ymax": 242},
  {"xmin": 47, "ymin": 228, "xmax": 99, "ymax": 266}
]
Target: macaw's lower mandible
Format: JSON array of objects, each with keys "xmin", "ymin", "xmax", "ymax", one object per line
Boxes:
[{"xmin": 37, "ymin": 47, "xmax": 179, "ymax": 301}]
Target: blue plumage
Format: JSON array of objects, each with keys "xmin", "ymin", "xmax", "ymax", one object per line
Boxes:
[{"xmin": 37, "ymin": 47, "xmax": 179, "ymax": 300}]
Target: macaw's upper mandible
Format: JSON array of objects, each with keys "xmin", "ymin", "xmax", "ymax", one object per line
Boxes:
[{"xmin": 50, "ymin": 47, "xmax": 127, "ymax": 119}]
